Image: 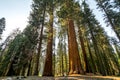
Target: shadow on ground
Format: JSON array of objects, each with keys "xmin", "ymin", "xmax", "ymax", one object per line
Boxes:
[{"xmin": 0, "ymin": 75, "xmax": 120, "ymax": 80}]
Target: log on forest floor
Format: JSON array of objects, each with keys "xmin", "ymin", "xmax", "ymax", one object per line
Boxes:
[{"xmin": 0, "ymin": 75, "xmax": 120, "ymax": 80}]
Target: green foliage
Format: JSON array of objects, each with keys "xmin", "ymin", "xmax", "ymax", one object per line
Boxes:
[
  {"xmin": 114, "ymin": 0, "xmax": 120, "ymax": 9},
  {"xmin": 0, "ymin": 17, "xmax": 5, "ymax": 39},
  {"xmin": 1, "ymin": 0, "xmax": 120, "ymax": 76},
  {"xmin": 95, "ymin": 0, "xmax": 120, "ymax": 40},
  {"xmin": 57, "ymin": 0, "xmax": 80, "ymax": 19}
]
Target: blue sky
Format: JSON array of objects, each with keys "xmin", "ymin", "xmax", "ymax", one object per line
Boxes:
[
  {"xmin": 88, "ymin": 0, "xmax": 116, "ymax": 38},
  {"xmin": 0, "ymin": 0, "xmax": 116, "ymax": 42},
  {"xmin": 0, "ymin": 0, "xmax": 32, "ymax": 41}
]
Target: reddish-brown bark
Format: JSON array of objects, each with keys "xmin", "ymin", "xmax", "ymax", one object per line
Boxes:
[
  {"xmin": 67, "ymin": 19, "xmax": 84, "ymax": 74},
  {"xmin": 34, "ymin": 4, "xmax": 46, "ymax": 75},
  {"xmin": 78, "ymin": 28, "xmax": 89, "ymax": 73},
  {"xmin": 43, "ymin": 14, "xmax": 53, "ymax": 76}
]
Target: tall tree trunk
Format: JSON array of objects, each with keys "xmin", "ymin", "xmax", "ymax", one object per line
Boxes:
[
  {"xmin": 99, "ymin": 45, "xmax": 113, "ymax": 75},
  {"xmin": 78, "ymin": 27, "xmax": 89, "ymax": 73},
  {"xmin": 64, "ymin": 46, "xmax": 68, "ymax": 75},
  {"xmin": 34, "ymin": 4, "xmax": 46, "ymax": 75},
  {"xmin": 43, "ymin": 9, "xmax": 53, "ymax": 76},
  {"xmin": 53, "ymin": 39, "xmax": 56, "ymax": 76},
  {"xmin": 86, "ymin": 39, "xmax": 97, "ymax": 74},
  {"xmin": 27, "ymin": 58, "xmax": 32, "ymax": 76},
  {"xmin": 6, "ymin": 61, "xmax": 15, "ymax": 76},
  {"xmin": 4, "ymin": 55, "xmax": 16, "ymax": 76},
  {"xmin": 61, "ymin": 51, "xmax": 64, "ymax": 76},
  {"xmin": 29, "ymin": 53, "xmax": 35, "ymax": 76},
  {"xmin": 67, "ymin": 19, "xmax": 84, "ymax": 74},
  {"xmin": 90, "ymin": 28, "xmax": 107, "ymax": 75},
  {"xmin": 114, "ymin": 44, "xmax": 120, "ymax": 58}
]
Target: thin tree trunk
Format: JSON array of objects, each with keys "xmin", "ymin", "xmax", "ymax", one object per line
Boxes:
[
  {"xmin": 78, "ymin": 27, "xmax": 89, "ymax": 73},
  {"xmin": 61, "ymin": 51, "xmax": 64, "ymax": 76},
  {"xmin": 86, "ymin": 39, "xmax": 97, "ymax": 74},
  {"xmin": 29, "ymin": 53, "xmax": 35, "ymax": 76},
  {"xmin": 6, "ymin": 61, "xmax": 15, "ymax": 76},
  {"xmin": 43, "ymin": 8, "xmax": 53, "ymax": 76},
  {"xmin": 53, "ymin": 50, "xmax": 56, "ymax": 76},
  {"xmin": 20, "ymin": 66, "xmax": 24, "ymax": 76},
  {"xmin": 4, "ymin": 55, "xmax": 16, "ymax": 76},
  {"xmin": 34, "ymin": 3, "xmax": 46, "ymax": 75},
  {"xmin": 100, "ymin": 45, "xmax": 113, "ymax": 75},
  {"xmin": 64, "ymin": 46, "xmax": 68, "ymax": 75},
  {"xmin": 27, "ymin": 59, "xmax": 32, "ymax": 76},
  {"xmin": 114, "ymin": 44, "xmax": 120, "ymax": 58},
  {"xmin": 90, "ymin": 29, "xmax": 107, "ymax": 75}
]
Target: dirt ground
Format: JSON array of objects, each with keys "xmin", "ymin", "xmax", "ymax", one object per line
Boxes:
[{"xmin": 0, "ymin": 75, "xmax": 120, "ymax": 80}]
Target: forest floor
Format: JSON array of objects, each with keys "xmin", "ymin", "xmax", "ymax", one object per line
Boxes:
[{"xmin": 0, "ymin": 74, "xmax": 120, "ymax": 80}]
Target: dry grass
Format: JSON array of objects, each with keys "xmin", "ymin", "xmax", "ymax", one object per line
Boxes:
[{"xmin": 0, "ymin": 74, "xmax": 120, "ymax": 80}]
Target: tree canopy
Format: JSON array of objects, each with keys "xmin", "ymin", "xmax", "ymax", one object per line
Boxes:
[{"xmin": 0, "ymin": 0, "xmax": 120, "ymax": 77}]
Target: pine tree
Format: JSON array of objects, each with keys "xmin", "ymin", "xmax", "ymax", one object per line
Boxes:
[
  {"xmin": 30, "ymin": 0, "xmax": 47, "ymax": 75},
  {"xmin": 43, "ymin": 0, "xmax": 54, "ymax": 76},
  {"xmin": 0, "ymin": 17, "xmax": 5, "ymax": 39},
  {"xmin": 95, "ymin": 0, "xmax": 120, "ymax": 41}
]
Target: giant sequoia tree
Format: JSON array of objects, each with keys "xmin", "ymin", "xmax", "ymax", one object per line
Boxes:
[
  {"xmin": 0, "ymin": 0, "xmax": 120, "ymax": 77},
  {"xmin": 57, "ymin": 0, "xmax": 85, "ymax": 74}
]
